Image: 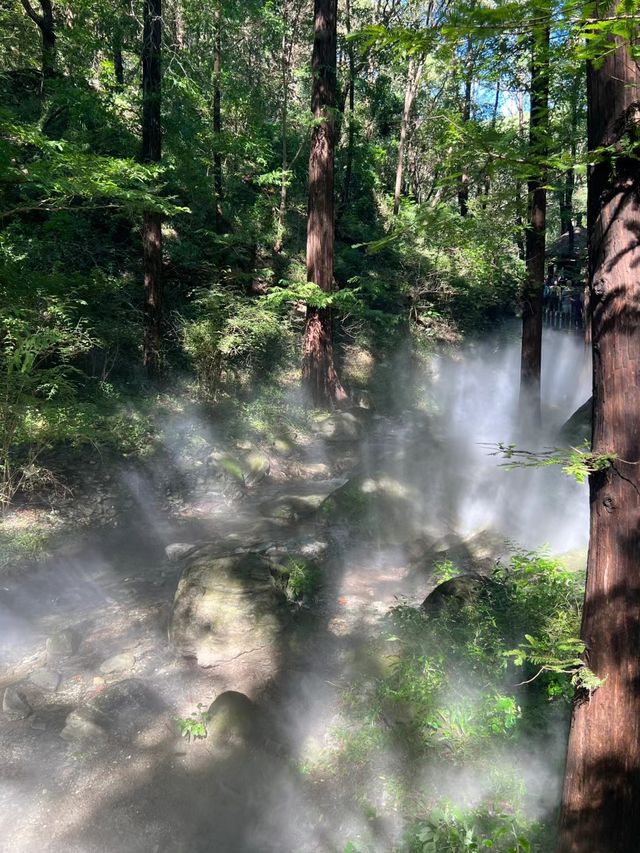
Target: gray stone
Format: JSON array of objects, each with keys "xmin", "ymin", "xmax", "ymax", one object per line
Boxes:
[
  {"xmin": 169, "ymin": 552, "xmax": 287, "ymax": 668},
  {"xmin": 165, "ymin": 543, "xmax": 197, "ymax": 562},
  {"xmin": 3, "ymin": 684, "xmax": 32, "ymax": 720},
  {"xmin": 46, "ymin": 628, "xmax": 80, "ymax": 661},
  {"xmin": 313, "ymin": 411, "xmax": 363, "ymax": 442},
  {"xmin": 60, "ymin": 706, "xmax": 108, "ymax": 742},
  {"xmin": 99, "ymin": 652, "xmax": 136, "ymax": 675},
  {"xmin": 91, "ymin": 678, "xmax": 162, "ymax": 738},
  {"xmin": 241, "ymin": 450, "xmax": 270, "ymax": 487},
  {"xmin": 259, "ymin": 479, "xmax": 347, "ymax": 522},
  {"xmin": 206, "ymin": 691, "xmax": 258, "ymax": 746},
  {"xmin": 421, "ymin": 573, "xmax": 496, "ymax": 613},
  {"xmin": 29, "ymin": 668, "xmax": 61, "ymax": 692}
]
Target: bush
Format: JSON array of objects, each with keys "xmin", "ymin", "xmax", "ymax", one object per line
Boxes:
[{"xmin": 181, "ymin": 288, "xmax": 294, "ymax": 397}]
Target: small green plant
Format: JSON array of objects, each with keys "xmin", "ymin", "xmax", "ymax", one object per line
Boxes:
[
  {"xmin": 406, "ymin": 803, "xmax": 533, "ymax": 852},
  {"xmin": 173, "ymin": 704, "xmax": 208, "ymax": 742},
  {"xmin": 486, "ymin": 441, "xmax": 617, "ymax": 485},
  {"xmin": 283, "ymin": 557, "xmax": 322, "ymax": 601}
]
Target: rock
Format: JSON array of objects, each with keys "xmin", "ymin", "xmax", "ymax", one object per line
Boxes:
[
  {"xmin": 29, "ymin": 668, "xmax": 61, "ymax": 692},
  {"xmin": 259, "ymin": 479, "xmax": 347, "ymax": 522},
  {"xmin": 313, "ymin": 410, "xmax": 363, "ymax": 442},
  {"xmin": 3, "ymin": 684, "xmax": 32, "ymax": 720},
  {"xmin": 421, "ymin": 573, "xmax": 495, "ymax": 614},
  {"xmin": 273, "ymin": 438, "xmax": 294, "ymax": 457},
  {"xmin": 241, "ymin": 450, "xmax": 270, "ymax": 487},
  {"xmin": 99, "ymin": 652, "xmax": 136, "ymax": 675},
  {"xmin": 206, "ymin": 691, "xmax": 258, "ymax": 746},
  {"xmin": 60, "ymin": 706, "xmax": 108, "ymax": 742},
  {"xmin": 169, "ymin": 552, "xmax": 287, "ymax": 669},
  {"xmin": 207, "ymin": 449, "xmax": 270, "ymax": 488},
  {"xmin": 299, "ymin": 462, "xmax": 330, "ymax": 478},
  {"xmin": 91, "ymin": 678, "xmax": 162, "ymax": 738},
  {"xmin": 165, "ymin": 543, "xmax": 197, "ymax": 562},
  {"xmin": 46, "ymin": 628, "xmax": 80, "ymax": 661},
  {"xmin": 559, "ymin": 397, "xmax": 592, "ymax": 445}
]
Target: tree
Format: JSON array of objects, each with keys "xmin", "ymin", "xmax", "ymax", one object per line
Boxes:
[
  {"xmin": 519, "ymin": 5, "xmax": 549, "ymax": 429},
  {"xmin": 20, "ymin": 0, "xmax": 56, "ymax": 78},
  {"xmin": 558, "ymin": 18, "xmax": 640, "ymax": 853},
  {"xmin": 302, "ymin": 0, "xmax": 347, "ymax": 406},
  {"xmin": 213, "ymin": 0, "xmax": 223, "ymax": 232},
  {"xmin": 142, "ymin": 0, "xmax": 163, "ymax": 378}
]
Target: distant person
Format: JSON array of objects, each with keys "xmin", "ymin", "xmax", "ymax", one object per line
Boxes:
[
  {"xmin": 561, "ymin": 286, "xmax": 572, "ymax": 328},
  {"xmin": 549, "ymin": 280, "xmax": 560, "ymax": 325}
]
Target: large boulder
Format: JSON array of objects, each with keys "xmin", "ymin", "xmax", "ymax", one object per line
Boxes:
[
  {"xmin": 421, "ymin": 573, "xmax": 495, "ymax": 614},
  {"xmin": 205, "ymin": 691, "xmax": 258, "ymax": 746},
  {"xmin": 312, "ymin": 410, "xmax": 364, "ymax": 443},
  {"xmin": 169, "ymin": 552, "xmax": 287, "ymax": 668}
]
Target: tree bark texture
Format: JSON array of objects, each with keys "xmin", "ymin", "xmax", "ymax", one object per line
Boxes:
[
  {"xmin": 519, "ymin": 19, "xmax": 549, "ymax": 429},
  {"xmin": 457, "ymin": 37, "xmax": 474, "ymax": 217},
  {"xmin": 142, "ymin": 0, "xmax": 163, "ymax": 378},
  {"xmin": 302, "ymin": 0, "xmax": 346, "ymax": 406},
  {"xmin": 393, "ymin": 57, "xmax": 422, "ymax": 216},
  {"xmin": 213, "ymin": 2, "xmax": 223, "ymax": 232},
  {"xmin": 558, "ymin": 23, "xmax": 640, "ymax": 853},
  {"xmin": 20, "ymin": 0, "xmax": 56, "ymax": 78}
]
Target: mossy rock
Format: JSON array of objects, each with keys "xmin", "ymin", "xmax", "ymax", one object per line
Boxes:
[
  {"xmin": 558, "ymin": 397, "xmax": 592, "ymax": 446},
  {"xmin": 205, "ymin": 691, "xmax": 258, "ymax": 745},
  {"xmin": 169, "ymin": 552, "xmax": 287, "ymax": 667},
  {"xmin": 421, "ymin": 573, "xmax": 496, "ymax": 614}
]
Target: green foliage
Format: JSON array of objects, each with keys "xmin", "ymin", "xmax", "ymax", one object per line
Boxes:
[
  {"xmin": 173, "ymin": 704, "xmax": 208, "ymax": 742},
  {"xmin": 489, "ymin": 441, "xmax": 617, "ymax": 484},
  {"xmin": 283, "ymin": 557, "xmax": 322, "ymax": 601},
  {"xmin": 406, "ymin": 804, "xmax": 533, "ymax": 853},
  {"xmin": 328, "ymin": 551, "xmax": 584, "ymax": 849},
  {"xmin": 181, "ymin": 289, "xmax": 294, "ymax": 397}
]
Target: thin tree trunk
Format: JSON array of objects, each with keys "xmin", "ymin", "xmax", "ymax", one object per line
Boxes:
[
  {"xmin": 213, "ymin": 2, "xmax": 223, "ymax": 232},
  {"xmin": 515, "ymin": 90, "xmax": 526, "ymax": 260},
  {"xmin": 393, "ymin": 57, "xmax": 422, "ymax": 216},
  {"xmin": 519, "ymin": 18, "xmax": 549, "ymax": 429},
  {"xmin": 20, "ymin": 0, "xmax": 56, "ymax": 78},
  {"xmin": 302, "ymin": 0, "xmax": 346, "ymax": 406},
  {"xmin": 558, "ymin": 27, "xmax": 640, "ymax": 853},
  {"xmin": 274, "ymin": 28, "xmax": 289, "ymax": 253},
  {"xmin": 457, "ymin": 37, "xmax": 474, "ymax": 216},
  {"xmin": 113, "ymin": 33, "xmax": 124, "ymax": 85},
  {"xmin": 142, "ymin": 0, "xmax": 163, "ymax": 378},
  {"xmin": 341, "ymin": 0, "xmax": 356, "ymax": 208}
]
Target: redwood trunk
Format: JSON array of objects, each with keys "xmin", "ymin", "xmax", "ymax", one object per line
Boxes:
[
  {"xmin": 302, "ymin": 0, "xmax": 346, "ymax": 406},
  {"xmin": 142, "ymin": 0, "xmax": 163, "ymax": 377},
  {"xmin": 519, "ymin": 21, "xmax": 549, "ymax": 429},
  {"xmin": 558, "ymin": 24, "xmax": 640, "ymax": 853}
]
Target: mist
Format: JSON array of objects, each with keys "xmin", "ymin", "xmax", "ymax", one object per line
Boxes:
[{"xmin": 0, "ymin": 324, "xmax": 590, "ymax": 852}]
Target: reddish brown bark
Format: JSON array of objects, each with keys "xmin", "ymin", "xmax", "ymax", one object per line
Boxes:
[
  {"xmin": 557, "ymin": 23, "xmax": 640, "ymax": 853},
  {"xmin": 302, "ymin": 0, "xmax": 346, "ymax": 407},
  {"xmin": 519, "ymin": 19, "xmax": 549, "ymax": 429},
  {"xmin": 142, "ymin": 0, "xmax": 163, "ymax": 378}
]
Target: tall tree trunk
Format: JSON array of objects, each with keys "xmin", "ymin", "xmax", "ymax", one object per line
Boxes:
[
  {"xmin": 393, "ymin": 57, "xmax": 422, "ymax": 216},
  {"xmin": 457, "ymin": 37, "xmax": 474, "ymax": 217},
  {"xmin": 274, "ymin": 27, "xmax": 290, "ymax": 253},
  {"xmin": 20, "ymin": 0, "xmax": 56, "ymax": 78},
  {"xmin": 558, "ymin": 26, "xmax": 640, "ymax": 853},
  {"xmin": 142, "ymin": 0, "xmax": 163, "ymax": 378},
  {"xmin": 302, "ymin": 0, "xmax": 346, "ymax": 406},
  {"xmin": 515, "ymin": 90, "xmax": 526, "ymax": 260},
  {"xmin": 341, "ymin": 0, "xmax": 356, "ymax": 209},
  {"xmin": 519, "ymin": 17, "xmax": 549, "ymax": 429},
  {"xmin": 213, "ymin": 2, "xmax": 223, "ymax": 232}
]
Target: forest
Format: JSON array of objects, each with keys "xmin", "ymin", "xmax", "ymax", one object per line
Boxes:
[{"xmin": 0, "ymin": 0, "xmax": 639, "ymax": 850}]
